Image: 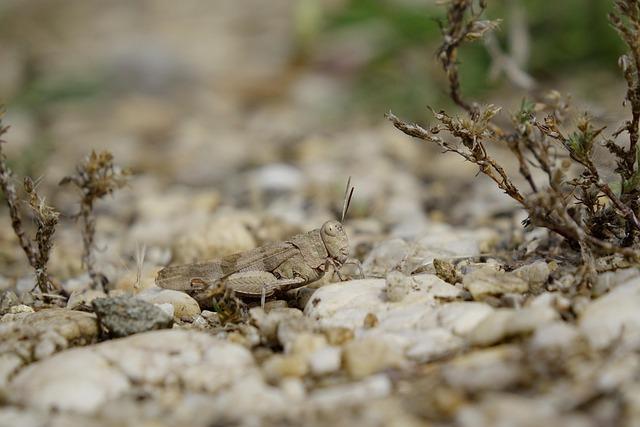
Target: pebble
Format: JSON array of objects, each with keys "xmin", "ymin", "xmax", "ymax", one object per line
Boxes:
[
  {"xmin": 67, "ymin": 289, "xmax": 107, "ymax": 311},
  {"xmin": 308, "ymin": 346, "xmax": 342, "ymax": 376},
  {"xmin": 0, "ymin": 309, "xmax": 99, "ymax": 387},
  {"xmin": 469, "ymin": 306, "xmax": 558, "ymax": 346},
  {"xmin": 251, "ymin": 307, "xmax": 305, "ymax": 346},
  {"xmin": 362, "ymin": 239, "xmax": 410, "ymax": 276},
  {"xmin": 405, "ymin": 328, "xmax": 465, "ymax": 363},
  {"xmin": 443, "ymin": 345, "xmax": 525, "ymax": 392},
  {"xmin": 463, "ymin": 267, "xmax": 529, "ymax": 301},
  {"xmin": 579, "ymin": 278, "xmax": 640, "ymax": 350},
  {"xmin": 8, "ymin": 304, "xmax": 34, "ymax": 315},
  {"xmin": 137, "ymin": 288, "xmax": 201, "ymax": 320},
  {"xmin": 530, "ymin": 321, "xmax": 581, "ymax": 352},
  {"xmin": 512, "ymin": 260, "xmax": 551, "ymax": 287},
  {"xmin": 92, "ymin": 296, "xmax": 173, "ymax": 338},
  {"xmin": 309, "ymin": 374, "xmax": 392, "ymax": 411},
  {"xmin": 457, "ymin": 394, "xmax": 593, "ymax": 427},
  {"xmin": 437, "ymin": 302, "xmax": 494, "ymax": 336},
  {"xmin": 0, "ymin": 290, "xmax": 19, "ymax": 314},
  {"xmin": 343, "ymin": 337, "xmax": 404, "ymax": 379},
  {"xmin": 262, "ymin": 354, "xmax": 308, "ymax": 382},
  {"xmin": 10, "ymin": 330, "xmax": 257, "ymax": 414}
]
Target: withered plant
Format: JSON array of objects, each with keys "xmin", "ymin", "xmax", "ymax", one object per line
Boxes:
[
  {"xmin": 24, "ymin": 177, "xmax": 59, "ymax": 293},
  {"xmin": 388, "ymin": 0, "xmax": 640, "ymax": 281},
  {"xmin": 61, "ymin": 150, "xmax": 130, "ymax": 290},
  {"xmin": 0, "ymin": 117, "xmax": 59, "ymax": 293}
]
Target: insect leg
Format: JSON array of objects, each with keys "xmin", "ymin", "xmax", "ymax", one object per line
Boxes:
[
  {"xmin": 344, "ymin": 258, "xmax": 365, "ymax": 279},
  {"xmin": 225, "ymin": 271, "xmax": 305, "ymax": 299}
]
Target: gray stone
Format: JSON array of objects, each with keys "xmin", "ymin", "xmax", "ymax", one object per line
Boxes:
[
  {"xmin": 92, "ymin": 296, "xmax": 173, "ymax": 338},
  {"xmin": 463, "ymin": 267, "xmax": 529, "ymax": 301},
  {"xmin": 0, "ymin": 290, "xmax": 19, "ymax": 315},
  {"xmin": 579, "ymin": 278, "xmax": 640, "ymax": 350}
]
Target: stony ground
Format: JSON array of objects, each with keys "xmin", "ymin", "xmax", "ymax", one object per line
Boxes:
[{"xmin": 1, "ymin": 1, "xmax": 639, "ymax": 426}]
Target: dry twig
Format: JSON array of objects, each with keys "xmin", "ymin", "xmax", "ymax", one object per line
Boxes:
[
  {"xmin": 61, "ymin": 150, "xmax": 130, "ymax": 290},
  {"xmin": 387, "ymin": 0, "xmax": 640, "ymax": 276}
]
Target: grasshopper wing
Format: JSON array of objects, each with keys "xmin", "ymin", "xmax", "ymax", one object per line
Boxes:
[{"xmin": 156, "ymin": 241, "xmax": 298, "ymax": 291}]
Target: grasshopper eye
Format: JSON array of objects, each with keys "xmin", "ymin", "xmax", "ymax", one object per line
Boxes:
[{"xmin": 322, "ymin": 221, "xmax": 342, "ymax": 237}]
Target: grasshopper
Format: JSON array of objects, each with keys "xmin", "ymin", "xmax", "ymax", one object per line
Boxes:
[{"xmin": 156, "ymin": 179, "xmax": 357, "ymax": 307}]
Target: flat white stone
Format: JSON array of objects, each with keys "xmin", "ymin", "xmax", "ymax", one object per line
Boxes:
[
  {"xmin": 9, "ymin": 330, "xmax": 256, "ymax": 413},
  {"xmin": 579, "ymin": 279, "xmax": 640, "ymax": 350},
  {"xmin": 138, "ymin": 288, "xmax": 201, "ymax": 320}
]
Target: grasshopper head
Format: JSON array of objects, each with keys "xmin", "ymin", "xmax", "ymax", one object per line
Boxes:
[{"xmin": 320, "ymin": 220, "xmax": 349, "ymax": 265}]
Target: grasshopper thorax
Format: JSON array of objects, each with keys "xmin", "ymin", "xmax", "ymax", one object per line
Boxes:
[{"xmin": 320, "ymin": 220, "xmax": 349, "ymax": 265}]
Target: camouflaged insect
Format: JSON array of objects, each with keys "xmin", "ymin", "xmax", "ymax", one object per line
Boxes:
[{"xmin": 156, "ymin": 179, "xmax": 355, "ymax": 306}]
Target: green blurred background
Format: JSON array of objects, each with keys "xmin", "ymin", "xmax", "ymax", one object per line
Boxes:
[{"xmin": 0, "ymin": 0, "xmax": 628, "ymax": 182}]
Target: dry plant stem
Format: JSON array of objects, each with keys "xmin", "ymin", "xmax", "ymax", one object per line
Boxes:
[
  {"xmin": 387, "ymin": 112, "xmax": 524, "ymax": 204},
  {"xmin": 80, "ymin": 201, "xmax": 104, "ymax": 289},
  {"xmin": 25, "ymin": 177, "xmax": 59, "ymax": 293},
  {"xmin": 386, "ymin": 0, "xmax": 640, "ymax": 272},
  {"xmin": 610, "ymin": 2, "xmax": 640, "ymax": 172},
  {"xmin": 0, "ymin": 127, "xmax": 36, "ymax": 266},
  {"xmin": 609, "ymin": 1, "xmax": 640, "ymax": 245},
  {"xmin": 438, "ymin": 0, "xmax": 487, "ymax": 113},
  {"xmin": 537, "ymin": 121, "xmax": 640, "ymax": 233},
  {"xmin": 60, "ymin": 150, "xmax": 130, "ymax": 290}
]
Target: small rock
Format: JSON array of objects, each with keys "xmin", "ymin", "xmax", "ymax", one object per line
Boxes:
[
  {"xmin": 10, "ymin": 347, "xmax": 130, "ymax": 413},
  {"xmin": 463, "ymin": 267, "xmax": 529, "ymax": 301},
  {"xmin": 323, "ymin": 326, "xmax": 354, "ymax": 346},
  {"xmin": 277, "ymin": 316, "xmax": 315, "ymax": 353},
  {"xmin": 0, "ymin": 309, "xmax": 99, "ymax": 384},
  {"xmin": 443, "ymin": 345, "xmax": 524, "ymax": 392},
  {"xmin": 412, "ymin": 274, "xmax": 463, "ymax": 299},
  {"xmin": 8, "ymin": 304, "xmax": 34, "ymax": 315},
  {"xmin": 155, "ymin": 303, "xmax": 175, "ymax": 318},
  {"xmin": 308, "ymin": 346, "xmax": 342, "ymax": 376},
  {"xmin": 309, "ymin": 374, "xmax": 392, "ymax": 411},
  {"xmin": 264, "ymin": 299, "xmax": 288, "ymax": 312},
  {"xmin": 456, "ymin": 394, "xmax": 593, "ymax": 427},
  {"xmin": 405, "ymin": 328, "xmax": 465, "ymax": 363},
  {"xmin": 363, "ymin": 312, "xmax": 379, "ymax": 328},
  {"xmin": 67, "ymin": 289, "xmax": 107, "ymax": 311},
  {"xmin": 579, "ymin": 279, "xmax": 640, "ymax": 349},
  {"xmin": 0, "ymin": 290, "xmax": 19, "ymax": 314},
  {"xmin": 92, "ymin": 296, "xmax": 173, "ymax": 338},
  {"xmin": 434, "ymin": 258, "xmax": 461, "ymax": 284},
  {"xmin": 251, "ymin": 307, "xmax": 305, "ymax": 346},
  {"xmin": 289, "ymin": 333, "xmax": 327, "ymax": 357},
  {"xmin": 343, "ymin": 337, "xmax": 404, "ymax": 379},
  {"xmin": 530, "ymin": 321, "xmax": 581, "ymax": 352},
  {"xmin": 304, "ymin": 279, "xmax": 387, "ymax": 329},
  {"xmin": 262, "ymin": 354, "xmax": 308, "ymax": 382},
  {"xmin": 512, "ymin": 261, "xmax": 550, "ymax": 287},
  {"xmin": 10, "ymin": 330, "xmax": 256, "ymax": 413},
  {"xmin": 362, "ymin": 238, "xmax": 410, "ymax": 276},
  {"xmin": 385, "ymin": 271, "xmax": 411, "ymax": 302},
  {"xmin": 137, "ymin": 288, "xmax": 201, "ymax": 320},
  {"xmin": 469, "ymin": 306, "xmax": 558, "ymax": 346},
  {"xmin": 61, "ymin": 274, "xmax": 93, "ymax": 294},
  {"xmin": 437, "ymin": 302, "xmax": 494, "ymax": 335}
]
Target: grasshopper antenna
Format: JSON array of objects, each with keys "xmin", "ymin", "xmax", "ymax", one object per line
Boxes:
[{"xmin": 341, "ymin": 176, "xmax": 355, "ymax": 222}]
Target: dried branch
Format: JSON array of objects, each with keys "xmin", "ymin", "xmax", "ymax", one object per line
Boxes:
[
  {"xmin": 0, "ymin": 114, "xmax": 59, "ymax": 293},
  {"xmin": 437, "ymin": 0, "xmax": 496, "ymax": 113},
  {"xmin": 0, "ymin": 120, "xmax": 37, "ymax": 266},
  {"xmin": 387, "ymin": 0, "xmax": 640, "ymax": 272},
  {"xmin": 24, "ymin": 177, "xmax": 59, "ymax": 293},
  {"xmin": 61, "ymin": 150, "xmax": 130, "ymax": 290}
]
